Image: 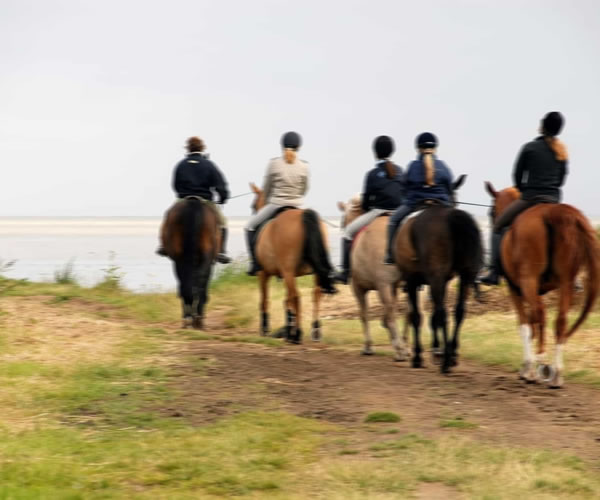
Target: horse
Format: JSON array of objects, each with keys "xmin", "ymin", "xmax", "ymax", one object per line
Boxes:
[
  {"xmin": 485, "ymin": 183, "xmax": 599, "ymax": 387},
  {"xmin": 161, "ymin": 197, "xmax": 220, "ymax": 329},
  {"xmin": 337, "ymin": 196, "xmax": 411, "ymax": 361},
  {"xmin": 392, "ymin": 179, "xmax": 483, "ymax": 373},
  {"xmin": 250, "ymin": 183, "xmax": 337, "ymax": 343}
]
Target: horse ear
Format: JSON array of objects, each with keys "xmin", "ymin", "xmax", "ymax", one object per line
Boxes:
[
  {"xmin": 484, "ymin": 181, "xmax": 498, "ymax": 199},
  {"xmin": 249, "ymin": 182, "xmax": 260, "ymax": 194},
  {"xmin": 453, "ymin": 174, "xmax": 467, "ymax": 191},
  {"xmin": 337, "ymin": 201, "xmax": 346, "ymax": 212}
]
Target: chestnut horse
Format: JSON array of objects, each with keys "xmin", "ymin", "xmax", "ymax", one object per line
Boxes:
[
  {"xmin": 161, "ymin": 197, "xmax": 220, "ymax": 329},
  {"xmin": 485, "ymin": 183, "xmax": 599, "ymax": 387},
  {"xmin": 392, "ymin": 191, "xmax": 483, "ymax": 373},
  {"xmin": 250, "ymin": 183, "xmax": 337, "ymax": 343},
  {"xmin": 337, "ymin": 196, "xmax": 410, "ymax": 361}
]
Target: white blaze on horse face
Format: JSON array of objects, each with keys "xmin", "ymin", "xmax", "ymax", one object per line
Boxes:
[
  {"xmin": 554, "ymin": 344, "xmax": 564, "ymax": 372},
  {"xmin": 520, "ymin": 324, "xmax": 533, "ymax": 363}
]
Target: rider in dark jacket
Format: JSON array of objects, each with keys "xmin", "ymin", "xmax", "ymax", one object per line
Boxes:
[
  {"xmin": 480, "ymin": 111, "xmax": 568, "ymax": 285},
  {"xmin": 158, "ymin": 137, "xmax": 231, "ymax": 263},
  {"xmin": 384, "ymin": 132, "xmax": 453, "ymax": 264},
  {"xmin": 334, "ymin": 135, "xmax": 403, "ymax": 284}
]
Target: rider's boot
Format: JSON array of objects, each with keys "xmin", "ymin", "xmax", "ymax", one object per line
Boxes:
[
  {"xmin": 333, "ymin": 239, "xmax": 352, "ymax": 284},
  {"xmin": 245, "ymin": 230, "xmax": 261, "ymax": 276},
  {"xmin": 216, "ymin": 227, "xmax": 232, "ymax": 264},
  {"xmin": 480, "ymin": 232, "xmax": 502, "ymax": 285},
  {"xmin": 384, "ymin": 223, "xmax": 396, "ymax": 265},
  {"xmin": 156, "ymin": 246, "xmax": 168, "ymax": 257}
]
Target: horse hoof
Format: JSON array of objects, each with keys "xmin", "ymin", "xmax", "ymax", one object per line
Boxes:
[
  {"xmin": 537, "ymin": 364, "xmax": 555, "ymax": 383},
  {"xmin": 311, "ymin": 329, "xmax": 321, "ymax": 342},
  {"xmin": 431, "ymin": 350, "xmax": 443, "ymax": 365},
  {"xmin": 394, "ymin": 354, "xmax": 407, "ymax": 362},
  {"xmin": 192, "ymin": 317, "xmax": 203, "ymax": 330},
  {"xmin": 182, "ymin": 316, "xmax": 193, "ymax": 329},
  {"xmin": 361, "ymin": 349, "xmax": 374, "ymax": 356},
  {"xmin": 411, "ymin": 358, "xmax": 423, "ymax": 369}
]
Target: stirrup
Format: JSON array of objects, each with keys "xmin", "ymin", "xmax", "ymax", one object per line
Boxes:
[{"xmin": 333, "ymin": 270, "xmax": 349, "ymax": 285}]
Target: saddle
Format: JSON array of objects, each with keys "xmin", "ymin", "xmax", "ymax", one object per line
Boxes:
[{"xmin": 255, "ymin": 206, "xmax": 296, "ymax": 237}]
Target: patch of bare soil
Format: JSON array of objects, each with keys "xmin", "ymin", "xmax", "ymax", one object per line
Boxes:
[{"xmin": 170, "ymin": 339, "xmax": 600, "ymax": 463}]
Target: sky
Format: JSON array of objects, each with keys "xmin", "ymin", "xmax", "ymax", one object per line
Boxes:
[{"xmin": 1, "ymin": 0, "xmax": 599, "ymax": 217}]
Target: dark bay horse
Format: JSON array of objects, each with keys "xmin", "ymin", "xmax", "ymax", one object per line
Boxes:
[
  {"xmin": 485, "ymin": 183, "xmax": 599, "ymax": 387},
  {"xmin": 161, "ymin": 197, "xmax": 220, "ymax": 329},
  {"xmin": 250, "ymin": 183, "xmax": 337, "ymax": 343},
  {"xmin": 392, "ymin": 198, "xmax": 483, "ymax": 373},
  {"xmin": 337, "ymin": 196, "xmax": 410, "ymax": 361}
]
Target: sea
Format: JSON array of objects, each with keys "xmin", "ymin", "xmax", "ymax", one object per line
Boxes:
[{"xmin": 0, "ymin": 215, "xmax": 537, "ymax": 292}]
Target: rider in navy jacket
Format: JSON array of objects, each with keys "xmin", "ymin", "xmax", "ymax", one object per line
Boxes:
[
  {"xmin": 384, "ymin": 132, "xmax": 454, "ymax": 264},
  {"xmin": 173, "ymin": 153, "xmax": 229, "ymax": 203},
  {"xmin": 361, "ymin": 162, "xmax": 404, "ymax": 212}
]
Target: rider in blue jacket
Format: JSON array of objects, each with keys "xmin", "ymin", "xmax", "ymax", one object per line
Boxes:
[{"xmin": 384, "ymin": 132, "xmax": 454, "ymax": 264}]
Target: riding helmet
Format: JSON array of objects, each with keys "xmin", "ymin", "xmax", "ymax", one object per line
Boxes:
[
  {"xmin": 373, "ymin": 135, "xmax": 395, "ymax": 160},
  {"xmin": 416, "ymin": 132, "xmax": 438, "ymax": 149},
  {"xmin": 542, "ymin": 111, "xmax": 564, "ymax": 137},
  {"xmin": 281, "ymin": 131, "xmax": 302, "ymax": 150}
]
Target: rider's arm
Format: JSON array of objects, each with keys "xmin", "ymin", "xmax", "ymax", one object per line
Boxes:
[
  {"xmin": 262, "ymin": 161, "xmax": 274, "ymax": 203},
  {"xmin": 361, "ymin": 171, "xmax": 373, "ymax": 212},
  {"xmin": 172, "ymin": 162, "xmax": 184, "ymax": 197},
  {"xmin": 513, "ymin": 146, "xmax": 528, "ymax": 189},
  {"xmin": 210, "ymin": 162, "xmax": 229, "ymax": 204}
]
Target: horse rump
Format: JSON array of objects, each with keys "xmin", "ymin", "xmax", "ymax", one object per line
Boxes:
[
  {"xmin": 544, "ymin": 205, "xmax": 600, "ymax": 336},
  {"xmin": 302, "ymin": 209, "xmax": 336, "ymax": 293}
]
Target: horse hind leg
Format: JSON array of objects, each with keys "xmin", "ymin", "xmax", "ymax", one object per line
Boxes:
[
  {"xmin": 311, "ymin": 276, "xmax": 322, "ymax": 341},
  {"xmin": 259, "ymin": 272, "xmax": 271, "ymax": 336},
  {"xmin": 377, "ymin": 286, "xmax": 409, "ymax": 361},
  {"xmin": 175, "ymin": 259, "xmax": 194, "ymax": 328},
  {"xmin": 430, "ymin": 280, "xmax": 450, "ymax": 374},
  {"xmin": 354, "ymin": 285, "xmax": 373, "ymax": 355},
  {"xmin": 548, "ymin": 283, "xmax": 572, "ymax": 388},
  {"xmin": 509, "ymin": 291, "xmax": 537, "ymax": 383},
  {"xmin": 283, "ymin": 272, "xmax": 302, "ymax": 344},
  {"xmin": 407, "ymin": 280, "xmax": 423, "ymax": 368}
]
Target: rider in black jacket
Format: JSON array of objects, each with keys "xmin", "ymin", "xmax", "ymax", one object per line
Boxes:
[
  {"xmin": 158, "ymin": 137, "xmax": 231, "ymax": 264},
  {"xmin": 480, "ymin": 112, "xmax": 568, "ymax": 285}
]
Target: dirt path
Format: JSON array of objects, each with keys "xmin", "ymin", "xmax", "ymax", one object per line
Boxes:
[{"xmin": 170, "ymin": 337, "xmax": 600, "ymax": 463}]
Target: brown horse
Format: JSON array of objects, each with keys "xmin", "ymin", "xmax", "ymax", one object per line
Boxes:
[
  {"xmin": 485, "ymin": 183, "xmax": 599, "ymax": 387},
  {"xmin": 250, "ymin": 183, "xmax": 337, "ymax": 343},
  {"xmin": 337, "ymin": 196, "xmax": 410, "ymax": 360},
  {"xmin": 161, "ymin": 197, "xmax": 220, "ymax": 329},
  {"xmin": 393, "ymin": 181, "xmax": 483, "ymax": 373}
]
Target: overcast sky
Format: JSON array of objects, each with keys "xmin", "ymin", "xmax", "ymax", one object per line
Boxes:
[{"xmin": 1, "ymin": 0, "xmax": 599, "ymax": 216}]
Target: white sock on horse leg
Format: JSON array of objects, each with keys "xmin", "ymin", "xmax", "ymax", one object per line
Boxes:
[
  {"xmin": 554, "ymin": 343, "xmax": 564, "ymax": 372},
  {"xmin": 520, "ymin": 324, "xmax": 533, "ymax": 363}
]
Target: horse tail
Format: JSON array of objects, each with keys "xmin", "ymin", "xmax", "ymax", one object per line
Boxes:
[
  {"xmin": 550, "ymin": 208, "xmax": 600, "ymax": 337},
  {"xmin": 302, "ymin": 209, "xmax": 335, "ymax": 290},
  {"xmin": 448, "ymin": 209, "xmax": 483, "ymax": 281},
  {"xmin": 181, "ymin": 198, "xmax": 205, "ymax": 268}
]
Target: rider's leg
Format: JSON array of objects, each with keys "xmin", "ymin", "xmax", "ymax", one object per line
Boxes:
[
  {"xmin": 245, "ymin": 204, "xmax": 281, "ymax": 276},
  {"xmin": 156, "ymin": 201, "xmax": 179, "ymax": 257},
  {"xmin": 384, "ymin": 205, "xmax": 412, "ymax": 264},
  {"xmin": 480, "ymin": 199, "xmax": 533, "ymax": 285},
  {"xmin": 334, "ymin": 210, "xmax": 382, "ymax": 284},
  {"xmin": 210, "ymin": 203, "xmax": 232, "ymax": 264}
]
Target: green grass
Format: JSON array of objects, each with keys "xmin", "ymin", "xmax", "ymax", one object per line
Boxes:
[
  {"xmin": 364, "ymin": 411, "xmax": 402, "ymax": 423},
  {"xmin": 440, "ymin": 416, "xmax": 479, "ymax": 429}
]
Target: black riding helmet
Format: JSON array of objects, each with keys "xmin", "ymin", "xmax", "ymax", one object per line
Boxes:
[
  {"xmin": 281, "ymin": 131, "xmax": 302, "ymax": 150},
  {"xmin": 416, "ymin": 132, "xmax": 438, "ymax": 149},
  {"xmin": 373, "ymin": 135, "xmax": 395, "ymax": 160},
  {"xmin": 541, "ymin": 111, "xmax": 564, "ymax": 137}
]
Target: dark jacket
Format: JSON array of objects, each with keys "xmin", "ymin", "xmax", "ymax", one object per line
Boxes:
[
  {"xmin": 361, "ymin": 161, "xmax": 404, "ymax": 212},
  {"xmin": 172, "ymin": 153, "xmax": 229, "ymax": 203},
  {"xmin": 404, "ymin": 155, "xmax": 453, "ymax": 207},
  {"xmin": 513, "ymin": 136, "xmax": 567, "ymax": 202}
]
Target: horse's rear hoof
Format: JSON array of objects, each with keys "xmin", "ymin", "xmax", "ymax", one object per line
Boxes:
[
  {"xmin": 182, "ymin": 316, "xmax": 193, "ymax": 329},
  {"xmin": 431, "ymin": 349, "xmax": 443, "ymax": 365},
  {"xmin": 361, "ymin": 349, "xmax": 374, "ymax": 356},
  {"xmin": 411, "ymin": 358, "xmax": 423, "ymax": 369},
  {"xmin": 192, "ymin": 317, "xmax": 203, "ymax": 330}
]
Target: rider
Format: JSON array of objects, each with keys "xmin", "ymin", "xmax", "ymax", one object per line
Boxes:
[
  {"xmin": 384, "ymin": 132, "xmax": 454, "ymax": 264},
  {"xmin": 245, "ymin": 131, "xmax": 309, "ymax": 276},
  {"xmin": 480, "ymin": 111, "xmax": 568, "ymax": 285},
  {"xmin": 334, "ymin": 135, "xmax": 404, "ymax": 284},
  {"xmin": 157, "ymin": 136, "xmax": 231, "ymax": 264}
]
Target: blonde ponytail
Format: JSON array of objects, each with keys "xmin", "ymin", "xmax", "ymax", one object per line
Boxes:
[
  {"xmin": 545, "ymin": 137, "xmax": 568, "ymax": 162},
  {"xmin": 422, "ymin": 148, "xmax": 436, "ymax": 186},
  {"xmin": 283, "ymin": 148, "xmax": 297, "ymax": 164}
]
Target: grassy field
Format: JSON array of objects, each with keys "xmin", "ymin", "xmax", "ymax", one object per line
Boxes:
[{"xmin": 1, "ymin": 271, "xmax": 600, "ymax": 498}]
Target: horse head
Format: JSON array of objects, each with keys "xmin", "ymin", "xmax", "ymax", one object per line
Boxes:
[
  {"xmin": 249, "ymin": 182, "xmax": 266, "ymax": 213},
  {"xmin": 337, "ymin": 195, "xmax": 363, "ymax": 228},
  {"xmin": 484, "ymin": 182, "xmax": 520, "ymax": 221}
]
